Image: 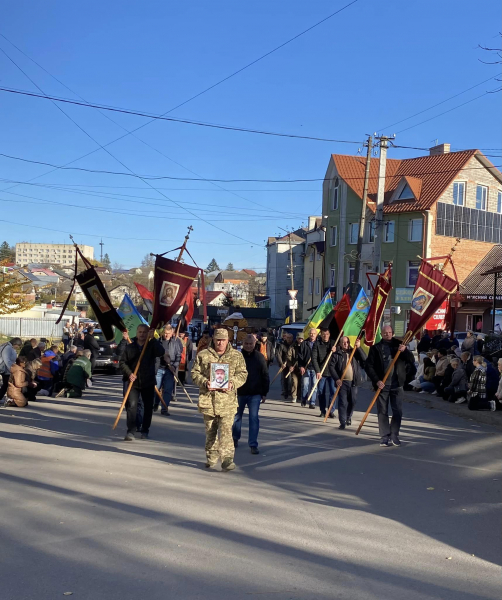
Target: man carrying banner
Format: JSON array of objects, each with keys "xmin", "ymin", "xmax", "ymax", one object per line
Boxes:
[
  {"xmin": 154, "ymin": 324, "xmax": 183, "ymax": 416},
  {"xmin": 312, "ymin": 327, "xmax": 336, "ymax": 418},
  {"xmin": 119, "ymin": 324, "xmax": 167, "ymax": 441},
  {"xmin": 329, "ymin": 337, "xmax": 367, "ymax": 429},
  {"xmin": 365, "ymin": 325, "xmax": 415, "ymax": 446},
  {"xmin": 192, "ymin": 329, "xmax": 248, "ymax": 471},
  {"xmin": 298, "ymin": 328, "xmax": 317, "ymax": 408}
]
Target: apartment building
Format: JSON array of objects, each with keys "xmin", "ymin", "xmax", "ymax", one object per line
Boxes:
[{"xmin": 15, "ymin": 243, "xmax": 94, "ymax": 266}]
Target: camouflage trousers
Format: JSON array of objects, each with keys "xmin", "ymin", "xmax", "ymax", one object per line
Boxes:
[{"xmin": 203, "ymin": 413, "xmax": 235, "ymax": 464}]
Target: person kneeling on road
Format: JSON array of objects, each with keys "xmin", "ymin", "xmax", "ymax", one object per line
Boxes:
[
  {"xmin": 233, "ymin": 334, "xmax": 269, "ymax": 455},
  {"xmin": 65, "ymin": 349, "xmax": 93, "ymax": 398},
  {"xmin": 365, "ymin": 325, "xmax": 415, "ymax": 447},
  {"xmin": 119, "ymin": 325, "xmax": 167, "ymax": 441},
  {"xmin": 329, "ymin": 336, "xmax": 367, "ymax": 429},
  {"xmin": 192, "ymin": 328, "xmax": 247, "ymax": 471}
]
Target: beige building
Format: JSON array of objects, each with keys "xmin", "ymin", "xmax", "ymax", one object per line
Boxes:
[
  {"xmin": 15, "ymin": 243, "xmax": 94, "ymax": 266},
  {"xmin": 301, "ymin": 217, "xmax": 325, "ymax": 320}
]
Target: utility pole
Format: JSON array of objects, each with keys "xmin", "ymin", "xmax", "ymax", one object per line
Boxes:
[
  {"xmin": 354, "ymin": 135, "xmax": 373, "ymax": 285},
  {"xmin": 372, "ymin": 136, "xmax": 390, "ymax": 273},
  {"xmin": 99, "ymin": 238, "xmax": 104, "ymax": 263},
  {"xmin": 288, "ymin": 232, "xmax": 296, "ymax": 323}
]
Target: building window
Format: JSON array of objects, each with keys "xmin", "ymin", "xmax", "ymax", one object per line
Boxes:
[
  {"xmin": 384, "ymin": 221, "xmax": 395, "ymax": 242},
  {"xmin": 408, "ymin": 218, "xmax": 422, "ymax": 242},
  {"xmin": 498, "ymin": 191, "xmax": 502, "ymax": 214},
  {"xmin": 315, "ymin": 278, "xmax": 320, "ymax": 295},
  {"xmin": 349, "ymin": 263, "xmax": 356, "ymax": 283},
  {"xmin": 367, "ymin": 221, "xmax": 375, "ymax": 242},
  {"xmin": 407, "ymin": 260, "xmax": 420, "ymax": 287},
  {"xmin": 330, "ymin": 226, "xmax": 337, "ymax": 247},
  {"xmin": 330, "ymin": 264, "xmax": 336, "ymax": 287},
  {"xmin": 476, "ymin": 185, "xmax": 487, "ymax": 210},
  {"xmin": 332, "ymin": 177, "xmax": 339, "ymax": 210},
  {"xmin": 453, "ymin": 182, "xmax": 465, "ymax": 206},
  {"xmin": 309, "ymin": 250, "xmax": 314, "ymax": 262},
  {"xmin": 398, "ymin": 183, "xmax": 414, "ymax": 199},
  {"xmin": 349, "ymin": 223, "xmax": 359, "ymax": 244},
  {"xmin": 308, "ymin": 278, "xmax": 313, "ymax": 294}
]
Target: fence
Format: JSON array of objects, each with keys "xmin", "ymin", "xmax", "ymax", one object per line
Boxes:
[{"xmin": 0, "ymin": 317, "xmax": 64, "ymax": 339}]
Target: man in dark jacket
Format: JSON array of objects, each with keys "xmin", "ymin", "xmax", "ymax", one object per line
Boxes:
[
  {"xmin": 417, "ymin": 331, "xmax": 431, "ymax": 354},
  {"xmin": 83, "ymin": 327, "xmax": 100, "ymax": 373},
  {"xmin": 298, "ymin": 328, "xmax": 317, "ymax": 408},
  {"xmin": 119, "ymin": 324, "xmax": 167, "ymax": 441},
  {"xmin": 329, "ymin": 337, "xmax": 367, "ymax": 429},
  {"xmin": 431, "ymin": 329, "xmax": 443, "ymax": 350},
  {"xmin": 255, "ymin": 330, "xmax": 274, "ymax": 367},
  {"xmin": 312, "ymin": 327, "xmax": 336, "ymax": 418},
  {"xmin": 233, "ymin": 335, "xmax": 269, "ymax": 454},
  {"xmin": 365, "ymin": 325, "xmax": 415, "ymax": 447},
  {"xmin": 276, "ymin": 333, "xmax": 295, "ymax": 399},
  {"xmin": 154, "ymin": 324, "xmax": 183, "ymax": 415},
  {"xmin": 19, "ymin": 338, "xmax": 37, "ymax": 358}
]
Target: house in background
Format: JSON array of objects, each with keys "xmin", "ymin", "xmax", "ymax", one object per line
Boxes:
[{"xmin": 323, "ymin": 144, "xmax": 502, "ymax": 335}]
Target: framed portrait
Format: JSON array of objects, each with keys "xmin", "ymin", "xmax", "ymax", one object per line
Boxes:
[
  {"xmin": 88, "ymin": 284, "xmax": 112, "ymax": 314},
  {"xmin": 159, "ymin": 281, "xmax": 180, "ymax": 307},
  {"xmin": 209, "ymin": 363, "xmax": 230, "ymax": 390}
]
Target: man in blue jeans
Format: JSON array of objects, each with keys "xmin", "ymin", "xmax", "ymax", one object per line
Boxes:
[
  {"xmin": 154, "ymin": 325, "xmax": 183, "ymax": 416},
  {"xmin": 312, "ymin": 327, "xmax": 336, "ymax": 418},
  {"xmin": 233, "ymin": 334, "xmax": 269, "ymax": 455}
]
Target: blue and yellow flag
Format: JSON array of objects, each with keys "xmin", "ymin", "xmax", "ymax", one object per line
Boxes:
[
  {"xmin": 115, "ymin": 294, "xmax": 149, "ymax": 343},
  {"xmin": 302, "ymin": 290, "xmax": 335, "ymax": 338}
]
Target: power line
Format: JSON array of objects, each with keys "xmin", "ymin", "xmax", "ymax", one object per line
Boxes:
[
  {"xmin": 0, "ymin": 85, "xmax": 364, "ymax": 146},
  {"xmin": 378, "ymin": 75, "xmax": 500, "ymax": 131},
  {"xmin": 1, "ymin": 150, "xmax": 499, "ymax": 182},
  {"xmin": 0, "ymin": 46, "xmax": 257, "ymax": 245}
]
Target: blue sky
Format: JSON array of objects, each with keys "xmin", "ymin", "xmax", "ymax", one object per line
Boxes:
[{"xmin": 1, "ymin": 0, "xmax": 500, "ymax": 271}]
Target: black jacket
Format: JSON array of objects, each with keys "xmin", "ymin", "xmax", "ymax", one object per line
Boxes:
[
  {"xmin": 238, "ymin": 349, "xmax": 269, "ymax": 397},
  {"xmin": 119, "ymin": 339, "xmax": 165, "ymax": 388},
  {"xmin": 298, "ymin": 340, "xmax": 316, "ymax": 369},
  {"xmin": 84, "ymin": 333, "xmax": 100, "ymax": 359},
  {"xmin": 276, "ymin": 341, "xmax": 295, "ymax": 368},
  {"xmin": 328, "ymin": 346, "xmax": 367, "ymax": 386},
  {"xmin": 417, "ymin": 334, "xmax": 431, "ymax": 354},
  {"xmin": 365, "ymin": 338, "xmax": 415, "ymax": 389},
  {"xmin": 255, "ymin": 339, "xmax": 274, "ymax": 365},
  {"xmin": 312, "ymin": 338, "xmax": 335, "ymax": 374},
  {"xmin": 27, "ymin": 347, "xmax": 42, "ymax": 362}
]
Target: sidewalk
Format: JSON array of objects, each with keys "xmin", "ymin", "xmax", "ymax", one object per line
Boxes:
[{"xmin": 361, "ymin": 382, "xmax": 502, "ymax": 431}]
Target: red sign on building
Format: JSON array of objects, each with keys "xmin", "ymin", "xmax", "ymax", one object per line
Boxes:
[{"xmin": 425, "ymin": 300, "xmax": 448, "ymax": 331}]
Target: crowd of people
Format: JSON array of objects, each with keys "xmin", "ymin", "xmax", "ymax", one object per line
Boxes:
[
  {"xmin": 2, "ymin": 321, "xmax": 502, "ymax": 471},
  {"xmin": 410, "ymin": 329, "xmax": 501, "ymax": 412}
]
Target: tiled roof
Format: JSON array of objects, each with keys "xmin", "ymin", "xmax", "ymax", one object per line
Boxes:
[
  {"xmin": 460, "ymin": 245, "xmax": 502, "ymax": 296},
  {"xmin": 331, "ymin": 150, "xmax": 498, "ymax": 214},
  {"xmin": 205, "ymin": 291, "xmax": 227, "ymax": 304}
]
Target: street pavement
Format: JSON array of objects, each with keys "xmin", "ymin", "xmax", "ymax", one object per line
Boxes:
[{"xmin": 1, "ymin": 367, "xmax": 501, "ymax": 600}]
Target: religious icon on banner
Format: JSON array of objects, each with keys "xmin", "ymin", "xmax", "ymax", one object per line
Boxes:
[
  {"xmin": 159, "ymin": 281, "xmax": 180, "ymax": 307},
  {"xmin": 209, "ymin": 363, "xmax": 230, "ymax": 390},
  {"xmin": 89, "ymin": 285, "xmax": 112, "ymax": 313},
  {"xmin": 411, "ymin": 287, "xmax": 434, "ymax": 315}
]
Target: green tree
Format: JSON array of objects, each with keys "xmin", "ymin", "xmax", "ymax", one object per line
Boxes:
[
  {"xmin": 205, "ymin": 258, "xmax": 220, "ymax": 273},
  {"xmin": 0, "ymin": 241, "xmax": 15, "ymax": 263},
  {"xmin": 103, "ymin": 253, "xmax": 111, "ymax": 269},
  {"xmin": 226, "ymin": 262, "xmax": 235, "ymax": 271}
]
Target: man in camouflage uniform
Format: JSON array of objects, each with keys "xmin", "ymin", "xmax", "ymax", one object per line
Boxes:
[{"xmin": 192, "ymin": 328, "xmax": 248, "ymax": 471}]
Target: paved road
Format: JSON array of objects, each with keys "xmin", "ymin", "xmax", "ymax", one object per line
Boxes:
[{"xmin": 1, "ymin": 368, "xmax": 501, "ymax": 600}]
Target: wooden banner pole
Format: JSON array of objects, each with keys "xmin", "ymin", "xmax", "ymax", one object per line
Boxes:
[
  {"xmin": 270, "ymin": 364, "xmax": 286, "ymax": 386},
  {"xmin": 284, "ymin": 361, "xmax": 298, "ymax": 380},
  {"xmin": 355, "ymin": 331, "xmax": 413, "ymax": 435},
  {"xmin": 305, "ymin": 329, "xmax": 344, "ymax": 405},
  {"xmin": 168, "ymin": 365, "xmax": 194, "ymax": 404},
  {"xmin": 154, "ymin": 386, "xmax": 170, "ymax": 411}
]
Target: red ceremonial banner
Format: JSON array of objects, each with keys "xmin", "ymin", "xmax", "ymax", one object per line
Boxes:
[
  {"xmin": 407, "ymin": 260, "xmax": 458, "ymax": 336},
  {"xmin": 334, "ymin": 293, "xmax": 351, "ymax": 331},
  {"xmin": 425, "ymin": 300, "xmax": 448, "ymax": 331},
  {"xmin": 134, "ymin": 282, "xmax": 154, "ymax": 313},
  {"xmin": 151, "ymin": 256, "xmax": 199, "ymax": 329},
  {"xmin": 362, "ymin": 266, "xmax": 392, "ymax": 346}
]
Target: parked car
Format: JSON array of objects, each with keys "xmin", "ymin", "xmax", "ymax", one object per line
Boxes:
[{"xmin": 92, "ymin": 328, "xmax": 120, "ymax": 374}]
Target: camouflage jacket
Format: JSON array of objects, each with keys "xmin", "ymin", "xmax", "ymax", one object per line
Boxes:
[{"xmin": 192, "ymin": 345, "xmax": 248, "ymax": 417}]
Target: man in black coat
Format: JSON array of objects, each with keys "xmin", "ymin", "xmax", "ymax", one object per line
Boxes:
[
  {"xmin": 329, "ymin": 336, "xmax": 367, "ymax": 429},
  {"xmin": 365, "ymin": 325, "xmax": 415, "ymax": 447},
  {"xmin": 83, "ymin": 326, "xmax": 100, "ymax": 373},
  {"xmin": 312, "ymin": 327, "xmax": 336, "ymax": 418},
  {"xmin": 119, "ymin": 324, "xmax": 167, "ymax": 441},
  {"xmin": 417, "ymin": 330, "xmax": 431, "ymax": 354},
  {"xmin": 233, "ymin": 335, "xmax": 269, "ymax": 454},
  {"xmin": 298, "ymin": 328, "xmax": 318, "ymax": 408}
]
